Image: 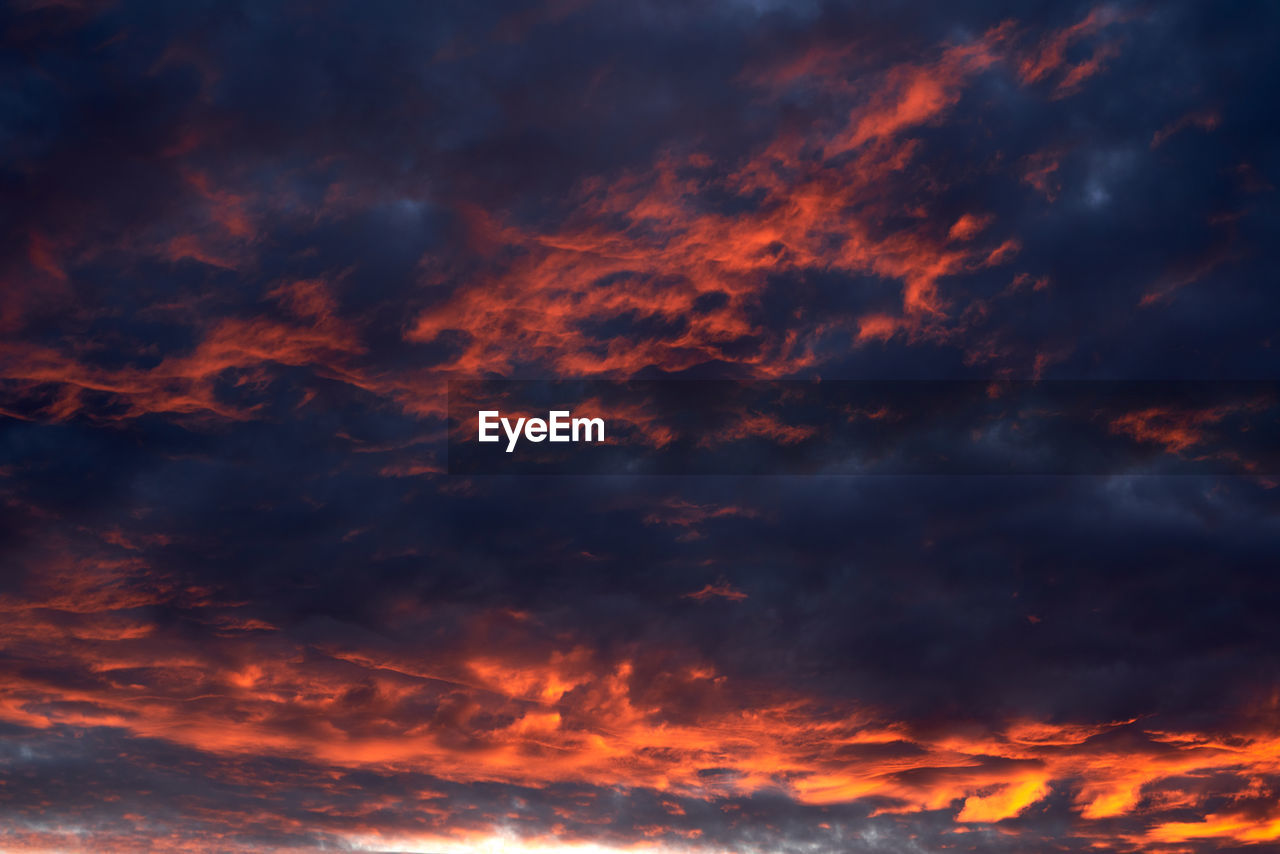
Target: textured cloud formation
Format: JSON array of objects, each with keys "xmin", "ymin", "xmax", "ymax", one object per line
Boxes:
[{"xmin": 1, "ymin": 0, "xmax": 1279, "ymax": 852}]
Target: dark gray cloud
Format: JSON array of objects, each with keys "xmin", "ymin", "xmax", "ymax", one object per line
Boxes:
[{"xmin": 1, "ymin": 0, "xmax": 1278, "ymax": 851}]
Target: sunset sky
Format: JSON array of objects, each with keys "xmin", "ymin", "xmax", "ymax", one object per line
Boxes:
[{"xmin": 2, "ymin": 1, "xmax": 1279, "ymax": 852}]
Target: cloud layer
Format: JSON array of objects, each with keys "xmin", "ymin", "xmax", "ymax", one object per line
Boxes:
[{"xmin": 2, "ymin": 0, "xmax": 1279, "ymax": 851}]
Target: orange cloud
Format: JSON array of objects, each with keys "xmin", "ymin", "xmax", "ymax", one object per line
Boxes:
[
  {"xmin": 1018, "ymin": 6, "xmax": 1126, "ymax": 98},
  {"xmin": 1108, "ymin": 399, "xmax": 1266, "ymax": 457},
  {"xmin": 3, "ymin": 539, "xmax": 1279, "ymax": 852},
  {"xmin": 2, "ymin": 10, "xmax": 1121, "ymax": 421},
  {"xmin": 0, "ymin": 278, "xmax": 371, "ymax": 422},
  {"xmin": 681, "ymin": 581, "xmax": 748, "ymax": 602}
]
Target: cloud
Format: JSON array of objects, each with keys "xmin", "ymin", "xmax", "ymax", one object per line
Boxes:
[{"xmin": 1, "ymin": 0, "xmax": 1279, "ymax": 851}]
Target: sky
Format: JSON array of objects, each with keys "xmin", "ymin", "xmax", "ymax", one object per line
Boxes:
[{"xmin": 1, "ymin": 0, "xmax": 1279, "ymax": 852}]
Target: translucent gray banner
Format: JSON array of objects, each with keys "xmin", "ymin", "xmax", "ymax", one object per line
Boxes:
[{"xmin": 447, "ymin": 381, "xmax": 1280, "ymax": 475}]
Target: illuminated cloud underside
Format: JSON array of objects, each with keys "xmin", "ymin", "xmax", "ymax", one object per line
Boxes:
[{"xmin": 1, "ymin": 0, "xmax": 1278, "ymax": 852}]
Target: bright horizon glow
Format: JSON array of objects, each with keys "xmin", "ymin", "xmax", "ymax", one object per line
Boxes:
[{"xmin": 347, "ymin": 833, "xmax": 695, "ymax": 854}]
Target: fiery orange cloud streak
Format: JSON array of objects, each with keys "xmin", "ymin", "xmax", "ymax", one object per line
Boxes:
[
  {"xmin": 1, "ymin": 545, "xmax": 1278, "ymax": 850},
  {"xmin": 0, "ymin": 9, "xmax": 1127, "ymax": 424}
]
